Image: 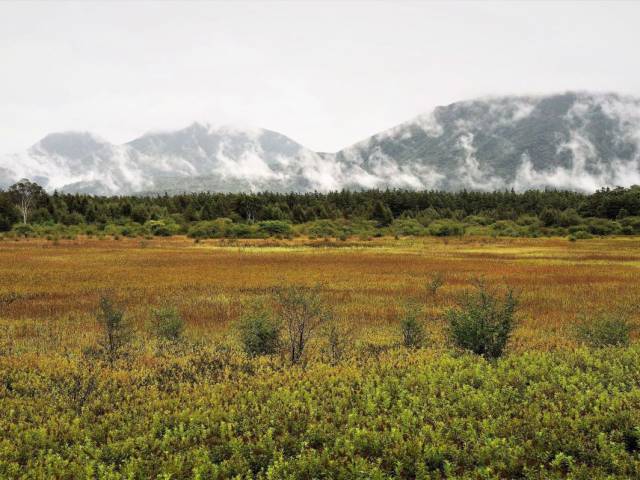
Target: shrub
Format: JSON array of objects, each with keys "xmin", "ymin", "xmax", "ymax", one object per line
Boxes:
[
  {"xmin": 391, "ymin": 218, "xmax": 427, "ymax": 236},
  {"xmin": 227, "ymin": 223, "xmax": 257, "ymax": 238},
  {"xmin": 257, "ymin": 220, "xmax": 293, "ymax": 237},
  {"xmin": 187, "ymin": 219, "xmax": 233, "ymax": 239},
  {"xmin": 305, "ymin": 220, "xmax": 342, "ymax": 238},
  {"xmin": 576, "ymin": 315, "xmax": 632, "ymax": 348},
  {"xmin": 445, "ymin": 282, "xmax": 518, "ymax": 359},
  {"xmin": 428, "ymin": 220, "xmax": 464, "ymax": 237},
  {"xmin": 273, "ymin": 284, "xmax": 331, "ymax": 364},
  {"xmin": 586, "ymin": 218, "xmax": 621, "ymax": 236},
  {"xmin": 400, "ymin": 302, "xmax": 425, "ymax": 349},
  {"xmin": 145, "ymin": 220, "xmax": 179, "ymax": 237},
  {"xmin": 150, "ymin": 306, "xmax": 185, "ymax": 341},
  {"xmin": 238, "ymin": 302, "xmax": 280, "ymax": 357},
  {"xmin": 96, "ymin": 294, "xmax": 131, "ymax": 365},
  {"xmin": 12, "ymin": 223, "xmax": 35, "ymax": 238}
]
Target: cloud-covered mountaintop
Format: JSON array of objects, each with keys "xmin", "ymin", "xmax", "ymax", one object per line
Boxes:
[{"xmin": 2, "ymin": 92, "xmax": 640, "ymax": 194}]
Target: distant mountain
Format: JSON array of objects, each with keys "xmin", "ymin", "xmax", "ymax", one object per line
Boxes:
[
  {"xmin": 335, "ymin": 92, "xmax": 640, "ymax": 192},
  {"xmin": 2, "ymin": 92, "xmax": 640, "ymax": 194}
]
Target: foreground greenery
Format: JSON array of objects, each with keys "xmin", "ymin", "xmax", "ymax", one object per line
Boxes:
[
  {"xmin": 3, "ymin": 182, "xmax": 640, "ymax": 239},
  {"xmin": 1, "ymin": 345, "xmax": 639, "ymax": 479}
]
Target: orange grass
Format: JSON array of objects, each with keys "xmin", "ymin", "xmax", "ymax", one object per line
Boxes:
[{"xmin": 1, "ymin": 235, "xmax": 639, "ymax": 353}]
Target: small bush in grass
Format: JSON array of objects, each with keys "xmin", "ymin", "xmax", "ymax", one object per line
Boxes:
[
  {"xmin": 576, "ymin": 314, "xmax": 632, "ymax": 348},
  {"xmin": 400, "ymin": 302, "xmax": 425, "ymax": 349},
  {"xmin": 238, "ymin": 301, "xmax": 280, "ymax": 357},
  {"xmin": 273, "ymin": 284, "xmax": 331, "ymax": 364},
  {"xmin": 150, "ymin": 306, "xmax": 185, "ymax": 342},
  {"xmin": 445, "ymin": 281, "xmax": 518, "ymax": 359},
  {"xmin": 96, "ymin": 294, "xmax": 131, "ymax": 366}
]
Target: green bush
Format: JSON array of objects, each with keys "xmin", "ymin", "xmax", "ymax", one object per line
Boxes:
[
  {"xmin": 400, "ymin": 302, "xmax": 425, "ymax": 349},
  {"xmin": 304, "ymin": 220, "xmax": 343, "ymax": 238},
  {"xmin": 391, "ymin": 218, "xmax": 427, "ymax": 236},
  {"xmin": 428, "ymin": 220, "xmax": 464, "ymax": 237},
  {"xmin": 576, "ymin": 315, "xmax": 632, "ymax": 348},
  {"xmin": 96, "ymin": 294, "xmax": 131, "ymax": 365},
  {"xmin": 257, "ymin": 220, "xmax": 293, "ymax": 237},
  {"xmin": 586, "ymin": 218, "xmax": 621, "ymax": 236},
  {"xmin": 12, "ymin": 223, "xmax": 35, "ymax": 238},
  {"xmin": 145, "ymin": 220, "xmax": 180, "ymax": 237},
  {"xmin": 238, "ymin": 302, "xmax": 280, "ymax": 357},
  {"xmin": 150, "ymin": 306, "xmax": 185, "ymax": 341},
  {"xmin": 227, "ymin": 222, "xmax": 257, "ymax": 238},
  {"xmin": 446, "ymin": 282, "xmax": 518, "ymax": 359},
  {"xmin": 187, "ymin": 218, "xmax": 233, "ymax": 238}
]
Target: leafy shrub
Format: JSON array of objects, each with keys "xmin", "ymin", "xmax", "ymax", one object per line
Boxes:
[
  {"xmin": 585, "ymin": 218, "xmax": 621, "ymax": 236},
  {"xmin": 150, "ymin": 306, "xmax": 185, "ymax": 341},
  {"xmin": 304, "ymin": 220, "xmax": 342, "ymax": 238},
  {"xmin": 12, "ymin": 223, "xmax": 35, "ymax": 238},
  {"xmin": 96, "ymin": 294, "xmax": 131, "ymax": 365},
  {"xmin": 445, "ymin": 282, "xmax": 518, "ymax": 359},
  {"xmin": 257, "ymin": 220, "xmax": 293, "ymax": 237},
  {"xmin": 391, "ymin": 218, "xmax": 426, "ymax": 236},
  {"xmin": 576, "ymin": 315, "xmax": 632, "ymax": 348},
  {"xmin": 145, "ymin": 220, "xmax": 180, "ymax": 237},
  {"xmin": 568, "ymin": 230, "xmax": 593, "ymax": 240},
  {"xmin": 238, "ymin": 302, "xmax": 280, "ymax": 357},
  {"xmin": 227, "ymin": 222, "xmax": 257, "ymax": 238},
  {"xmin": 187, "ymin": 218, "xmax": 233, "ymax": 238},
  {"xmin": 428, "ymin": 220, "xmax": 464, "ymax": 237},
  {"xmin": 400, "ymin": 302, "xmax": 425, "ymax": 349}
]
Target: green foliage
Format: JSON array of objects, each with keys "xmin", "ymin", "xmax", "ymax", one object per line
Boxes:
[
  {"xmin": 576, "ymin": 314, "xmax": 633, "ymax": 348},
  {"xmin": 238, "ymin": 301, "xmax": 280, "ymax": 357},
  {"xmin": 446, "ymin": 282, "xmax": 518, "ymax": 359},
  {"xmin": 187, "ymin": 218, "xmax": 233, "ymax": 238},
  {"xmin": 145, "ymin": 219, "xmax": 181, "ymax": 237},
  {"xmin": 370, "ymin": 201, "xmax": 393, "ymax": 227},
  {"xmin": 150, "ymin": 306, "xmax": 185, "ymax": 342},
  {"xmin": 3, "ymin": 347, "xmax": 640, "ymax": 477},
  {"xmin": 95, "ymin": 294, "xmax": 131, "ymax": 365},
  {"xmin": 12, "ymin": 223, "xmax": 35, "ymax": 238},
  {"xmin": 256, "ymin": 220, "xmax": 293, "ymax": 237},
  {"xmin": 6, "ymin": 183, "xmax": 640, "ymax": 239},
  {"xmin": 428, "ymin": 219, "xmax": 465, "ymax": 236},
  {"xmin": 400, "ymin": 302, "xmax": 425, "ymax": 349},
  {"xmin": 391, "ymin": 218, "xmax": 427, "ymax": 236}
]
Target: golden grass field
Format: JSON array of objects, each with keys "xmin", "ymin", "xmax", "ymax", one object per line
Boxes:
[{"xmin": 1, "ymin": 235, "xmax": 639, "ymax": 354}]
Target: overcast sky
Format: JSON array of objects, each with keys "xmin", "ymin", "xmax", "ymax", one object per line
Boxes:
[{"xmin": 1, "ymin": 0, "xmax": 640, "ymax": 154}]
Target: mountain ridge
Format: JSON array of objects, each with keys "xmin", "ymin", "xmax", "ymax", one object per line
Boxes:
[{"xmin": 2, "ymin": 91, "xmax": 640, "ymax": 194}]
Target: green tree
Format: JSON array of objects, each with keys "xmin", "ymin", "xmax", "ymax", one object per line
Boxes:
[
  {"xmin": 8, "ymin": 179, "xmax": 46, "ymax": 224},
  {"xmin": 371, "ymin": 201, "xmax": 393, "ymax": 227}
]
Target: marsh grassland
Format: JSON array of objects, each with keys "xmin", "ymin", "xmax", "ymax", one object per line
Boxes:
[{"xmin": 1, "ymin": 236, "xmax": 640, "ymax": 478}]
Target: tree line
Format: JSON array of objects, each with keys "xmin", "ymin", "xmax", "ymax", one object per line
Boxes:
[{"xmin": 1, "ymin": 179, "xmax": 640, "ymax": 235}]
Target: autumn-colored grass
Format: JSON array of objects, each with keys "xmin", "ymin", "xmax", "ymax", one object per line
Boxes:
[{"xmin": 1, "ymin": 235, "xmax": 639, "ymax": 353}]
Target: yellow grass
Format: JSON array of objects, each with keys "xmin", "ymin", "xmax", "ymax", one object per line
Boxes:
[{"xmin": 1, "ymin": 235, "xmax": 639, "ymax": 353}]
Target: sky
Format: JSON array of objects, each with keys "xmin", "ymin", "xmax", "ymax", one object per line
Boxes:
[{"xmin": 1, "ymin": 0, "xmax": 640, "ymax": 155}]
